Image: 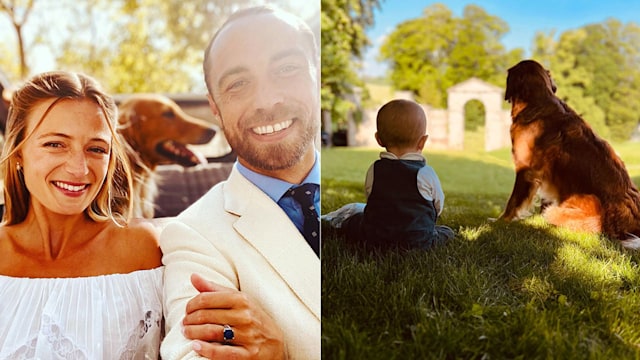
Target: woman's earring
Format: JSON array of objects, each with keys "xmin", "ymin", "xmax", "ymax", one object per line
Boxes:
[{"xmin": 16, "ymin": 162, "xmax": 21, "ymax": 172}]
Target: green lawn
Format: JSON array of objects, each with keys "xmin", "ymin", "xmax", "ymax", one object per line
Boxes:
[{"xmin": 321, "ymin": 143, "xmax": 640, "ymax": 359}]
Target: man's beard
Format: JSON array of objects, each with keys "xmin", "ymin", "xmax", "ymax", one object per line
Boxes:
[{"xmin": 223, "ymin": 103, "xmax": 318, "ymax": 171}]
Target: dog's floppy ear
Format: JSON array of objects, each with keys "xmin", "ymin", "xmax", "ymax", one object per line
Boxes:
[
  {"xmin": 505, "ymin": 59, "xmax": 555, "ymax": 103},
  {"xmin": 118, "ymin": 106, "xmax": 144, "ymax": 128},
  {"xmin": 505, "ymin": 65, "xmax": 527, "ymax": 102},
  {"xmin": 547, "ymin": 70, "xmax": 557, "ymax": 94}
]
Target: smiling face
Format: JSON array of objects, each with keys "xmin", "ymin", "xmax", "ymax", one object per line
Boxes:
[
  {"xmin": 205, "ymin": 11, "xmax": 319, "ymax": 175},
  {"xmin": 20, "ymin": 99, "xmax": 111, "ymax": 216}
]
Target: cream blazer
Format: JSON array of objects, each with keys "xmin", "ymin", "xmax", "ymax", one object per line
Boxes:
[{"xmin": 160, "ymin": 166, "xmax": 321, "ymax": 360}]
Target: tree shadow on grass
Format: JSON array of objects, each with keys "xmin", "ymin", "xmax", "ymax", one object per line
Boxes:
[
  {"xmin": 321, "ymin": 215, "xmax": 640, "ymax": 359},
  {"xmin": 321, "ymin": 148, "xmax": 640, "ymax": 359}
]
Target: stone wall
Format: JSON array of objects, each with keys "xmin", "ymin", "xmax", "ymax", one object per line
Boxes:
[{"xmin": 353, "ymin": 78, "xmax": 512, "ymax": 151}]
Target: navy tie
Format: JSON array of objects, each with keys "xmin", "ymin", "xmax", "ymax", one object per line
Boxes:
[{"xmin": 288, "ymin": 183, "xmax": 319, "ymax": 256}]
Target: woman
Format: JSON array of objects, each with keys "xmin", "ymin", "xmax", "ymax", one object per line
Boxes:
[{"xmin": 0, "ymin": 71, "xmax": 163, "ymax": 359}]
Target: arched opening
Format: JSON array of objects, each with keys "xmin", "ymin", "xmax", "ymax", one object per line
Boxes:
[
  {"xmin": 447, "ymin": 78, "xmax": 510, "ymax": 151},
  {"xmin": 464, "ymin": 99, "xmax": 486, "ymax": 151}
]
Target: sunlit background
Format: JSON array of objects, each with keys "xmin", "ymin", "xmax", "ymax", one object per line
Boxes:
[{"xmin": 0, "ymin": 0, "xmax": 319, "ymax": 94}]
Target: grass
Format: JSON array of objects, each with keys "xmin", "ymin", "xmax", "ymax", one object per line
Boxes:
[{"xmin": 321, "ymin": 141, "xmax": 640, "ymax": 359}]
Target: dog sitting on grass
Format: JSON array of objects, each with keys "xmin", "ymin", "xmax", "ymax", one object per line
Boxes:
[{"xmin": 499, "ymin": 59, "xmax": 640, "ymax": 249}]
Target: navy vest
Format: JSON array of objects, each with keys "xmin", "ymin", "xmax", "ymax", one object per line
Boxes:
[{"xmin": 362, "ymin": 158, "xmax": 437, "ymax": 249}]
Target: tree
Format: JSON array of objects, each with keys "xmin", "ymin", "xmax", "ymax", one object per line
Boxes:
[
  {"xmin": 533, "ymin": 19, "xmax": 640, "ymax": 140},
  {"xmin": 321, "ymin": 0, "xmax": 381, "ymax": 129},
  {"xmin": 2, "ymin": 0, "xmax": 316, "ymax": 94},
  {"xmin": 379, "ymin": 4, "xmax": 523, "ymax": 108},
  {"xmin": 53, "ymin": 0, "xmax": 190, "ymax": 93},
  {"xmin": 0, "ymin": 0, "xmax": 35, "ymax": 78},
  {"xmin": 379, "ymin": 4, "xmax": 453, "ymax": 107},
  {"xmin": 0, "ymin": 42, "xmax": 20, "ymax": 83}
]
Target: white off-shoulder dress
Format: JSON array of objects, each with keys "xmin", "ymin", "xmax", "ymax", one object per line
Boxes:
[{"xmin": 0, "ymin": 267, "xmax": 164, "ymax": 360}]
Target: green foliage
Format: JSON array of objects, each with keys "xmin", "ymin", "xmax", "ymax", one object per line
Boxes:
[
  {"xmin": 322, "ymin": 146, "xmax": 640, "ymax": 359},
  {"xmin": 2, "ymin": 0, "xmax": 314, "ymax": 93},
  {"xmin": 160, "ymin": 0, "xmax": 253, "ymax": 60},
  {"xmin": 52, "ymin": 0, "xmax": 240, "ymax": 93},
  {"xmin": 0, "ymin": 41, "xmax": 20, "ymax": 82},
  {"xmin": 374, "ymin": 4, "xmax": 640, "ymax": 141},
  {"xmin": 0, "ymin": 0, "xmax": 37, "ymax": 77},
  {"xmin": 463, "ymin": 99, "xmax": 484, "ymax": 132},
  {"xmin": 533, "ymin": 19, "xmax": 640, "ymax": 141},
  {"xmin": 379, "ymin": 3, "xmax": 523, "ymax": 107},
  {"xmin": 321, "ymin": 0, "xmax": 380, "ymax": 127}
]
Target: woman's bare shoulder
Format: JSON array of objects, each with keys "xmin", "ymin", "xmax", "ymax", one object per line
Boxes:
[
  {"xmin": 0, "ymin": 225, "xmax": 10, "ymax": 238},
  {"xmin": 111, "ymin": 218, "xmax": 163, "ymax": 269},
  {"xmin": 126, "ymin": 218, "xmax": 163, "ymax": 239},
  {"xmin": 0, "ymin": 225, "xmax": 15, "ymax": 255}
]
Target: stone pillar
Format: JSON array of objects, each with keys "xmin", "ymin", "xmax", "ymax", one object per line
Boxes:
[
  {"xmin": 484, "ymin": 92, "xmax": 504, "ymax": 151},
  {"xmin": 447, "ymin": 96, "xmax": 465, "ymax": 150}
]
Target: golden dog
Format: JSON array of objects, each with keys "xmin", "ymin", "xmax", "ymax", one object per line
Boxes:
[
  {"xmin": 0, "ymin": 89, "xmax": 216, "ymax": 218},
  {"xmin": 118, "ymin": 94, "xmax": 216, "ymax": 218},
  {"xmin": 499, "ymin": 59, "xmax": 640, "ymax": 249}
]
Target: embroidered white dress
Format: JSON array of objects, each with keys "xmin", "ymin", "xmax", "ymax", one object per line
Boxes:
[{"xmin": 0, "ymin": 267, "xmax": 163, "ymax": 360}]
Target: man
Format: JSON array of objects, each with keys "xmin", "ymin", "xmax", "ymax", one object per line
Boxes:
[{"xmin": 160, "ymin": 5, "xmax": 320, "ymax": 360}]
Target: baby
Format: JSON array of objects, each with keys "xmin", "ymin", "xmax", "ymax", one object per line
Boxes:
[{"xmin": 324, "ymin": 99, "xmax": 454, "ymax": 250}]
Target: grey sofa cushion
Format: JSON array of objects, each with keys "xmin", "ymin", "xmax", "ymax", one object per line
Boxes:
[{"xmin": 153, "ymin": 162, "xmax": 233, "ymax": 217}]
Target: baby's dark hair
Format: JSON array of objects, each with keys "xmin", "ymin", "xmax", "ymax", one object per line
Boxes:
[{"xmin": 376, "ymin": 99, "xmax": 427, "ymax": 148}]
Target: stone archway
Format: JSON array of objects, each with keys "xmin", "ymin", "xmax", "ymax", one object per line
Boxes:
[
  {"xmin": 351, "ymin": 78, "xmax": 511, "ymax": 150},
  {"xmin": 446, "ymin": 78, "xmax": 510, "ymax": 151}
]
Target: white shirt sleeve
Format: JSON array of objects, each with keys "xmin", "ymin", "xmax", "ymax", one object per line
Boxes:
[
  {"xmin": 416, "ymin": 165, "xmax": 445, "ymax": 215},
  {"xmin": 364, "ymin": 162, "xmax": 375, "ymax": 198}
]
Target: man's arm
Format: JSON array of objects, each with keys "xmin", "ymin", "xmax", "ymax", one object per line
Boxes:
[
  {"xmin": 160, "ymin": 220, "xmax": 286, "ymax": 360},
  {"xmin": 160, "ymin": 220, "xmax": 235, "ymax": 359}
]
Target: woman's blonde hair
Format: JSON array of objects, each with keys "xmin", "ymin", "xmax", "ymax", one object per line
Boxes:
[{"xmin": 1, "ymin": 71, "xmax": 133, "ymax": 225}]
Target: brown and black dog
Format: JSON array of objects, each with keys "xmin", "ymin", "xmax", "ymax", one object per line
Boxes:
[
  {"xmin": 117, "ymin": 94, "xmax": 216, "ymax": 218},
  {"xmin": 499, "ymin": 59, "xmax": 640, "ymax": 249}
]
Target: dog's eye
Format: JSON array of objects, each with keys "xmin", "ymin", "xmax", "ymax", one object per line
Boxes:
[{"xmin": 162, "ymin": 110, "xmax": 175, "ymax": 119}]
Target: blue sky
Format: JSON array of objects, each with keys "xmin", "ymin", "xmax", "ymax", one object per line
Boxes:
[{"xmin": 363, "ymin": 0, "xmax": 640, "ymax": 77}]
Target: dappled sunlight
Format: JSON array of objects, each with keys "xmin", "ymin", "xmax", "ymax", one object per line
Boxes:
[
  {"xmin": 609, "ymin": 317, "xmax": 640, "ymax": 349},
  {"xmin": 323, "ymin": 146, "xmax": 640, "ymax": 358},
  {"xmin": 320, "ymin": 178, "xmax": 366, "ymax": 214},
  {"xmin": 553, "ymin": 244, "xmax": 625, "ymax": 288},
  {"xmin": 456, "ymin": 223, "xmax": 493, "ymax": 242},
  {"xmin": 521, "ymin": 274, "xmax": 555, "ymax": 303},
  {"xmin": 519, "ymin": 214, "xmax": 551, "ymax": 229},
  {"xmin": 549, "ymin": 228, "xmax": 604, "ymax": 249}
]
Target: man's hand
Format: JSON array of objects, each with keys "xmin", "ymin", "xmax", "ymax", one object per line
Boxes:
[{"xmin": 182, "ymin": 273, "xmax": 287, "ymax": 359}]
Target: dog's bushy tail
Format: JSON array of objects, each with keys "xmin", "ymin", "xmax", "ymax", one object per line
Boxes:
[
  {"xmin": 620, "ymin": 233, "xmax": 640, "ymax": 250},
  {"xmin": 541, "ymin": 195, "xmax": 602, "ymax": 233}
]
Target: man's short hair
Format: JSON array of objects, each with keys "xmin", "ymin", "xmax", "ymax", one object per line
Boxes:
[{"xmin": 203, "ymin": 5, "xmax": 318, "ymax": 95}]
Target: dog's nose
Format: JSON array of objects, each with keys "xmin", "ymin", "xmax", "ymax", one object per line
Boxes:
[{"xmin": 200, "ymin": 127, "xmax": 216, "ymax": 143}]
